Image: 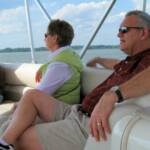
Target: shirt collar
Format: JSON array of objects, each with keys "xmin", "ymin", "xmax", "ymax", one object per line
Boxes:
[
  {"xmin": 48, "ymin": 46, "xmax": 70, "ymax": 60},
  {"xmin": 114, "ymin": 48, "xmax": 150, "ymax": 70},
  {"xmin": 126, "ymin": 48, "xmax": 150, "ymax": 61}
]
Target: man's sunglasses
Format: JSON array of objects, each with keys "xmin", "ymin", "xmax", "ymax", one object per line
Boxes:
[{"xmin": 119, "ymin": 26, "xmax": 143, "ymax": 34}]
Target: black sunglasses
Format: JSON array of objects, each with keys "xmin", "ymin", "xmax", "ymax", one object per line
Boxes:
[
  {"xmin": 44, "ymin": 33, "xmax": 50, "ymax": 38},
  {"xmin": 119, "ymin": 26, "xmax": 143, "ymax": 34}
]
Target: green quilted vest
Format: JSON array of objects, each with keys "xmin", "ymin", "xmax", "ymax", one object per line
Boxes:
[{"xmin": 40, "ymin": 48, "xmax": 83, "ymax": 104}]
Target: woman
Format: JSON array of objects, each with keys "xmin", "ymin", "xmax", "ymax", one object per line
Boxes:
[{"xmin": 0, "ymin": 19, "xmax": 83, "ymax": 150}]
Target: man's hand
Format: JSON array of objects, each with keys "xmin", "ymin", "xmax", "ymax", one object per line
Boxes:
[
  {"xmin": 35, "ymin": 69, "xmax": 42, "ymax": 83},
  {"xmin": 86, "ymin": 57, "xmax": 100, "ymax": 67},
  {"xmin": 88, "ymin": 91, "xmax": 117, "ymax": 141}
]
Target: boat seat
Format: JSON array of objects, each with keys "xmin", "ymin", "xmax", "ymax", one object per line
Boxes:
[
  {"xmin": 0, "ymin": 63, "xmax": 40, "ymax": 114},
  {"xmin": 84, "ymin": 93, "xmax": 150, "ymax": 150},
  {"xmin": 0, "ymin": 63, "xmax": 113, "ymax": 114}
]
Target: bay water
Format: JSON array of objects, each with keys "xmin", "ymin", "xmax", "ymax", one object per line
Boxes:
[{"xmin": 0, "ymin": 48, "xmax": 126, "ymax": 64}]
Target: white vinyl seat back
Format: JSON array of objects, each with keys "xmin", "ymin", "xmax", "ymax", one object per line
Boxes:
[
  {"xmin": 1, "ymin": 63, "xmax": 40, "ymax": 87},
  {"xmin": 111, "ymin": 103, "xmax": 150, "ymax": 150},
  {"xmin": 81, "ymin": 66, "xmax": 113, "ymax": 96},
  {"xmin": 0, "ymin": 63, "xmax": 40, "ymax": 100}
]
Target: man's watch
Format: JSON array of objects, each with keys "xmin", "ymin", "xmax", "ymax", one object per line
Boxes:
[{"xmin": 111, "ymin": 86, "xmax": 124, "ymax": 103}]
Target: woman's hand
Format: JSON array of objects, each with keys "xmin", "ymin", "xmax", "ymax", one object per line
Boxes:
[
  {"xmin": 35, "ymin": 69, "xmax": 42, "ymax": 83},
  {"xmin": 88, "ymin": 91, "xmax": 117, "ymax": 141}
]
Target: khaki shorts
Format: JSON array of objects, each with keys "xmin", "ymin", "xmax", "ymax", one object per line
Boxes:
[{"xmin": 35, "ymin": 99, "xmax": 89, "ymax": 150}]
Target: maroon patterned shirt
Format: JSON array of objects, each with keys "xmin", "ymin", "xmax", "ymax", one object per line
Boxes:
[{"xmin": 81, "ymin": 49, "xmax": 150, "ymax": 116}]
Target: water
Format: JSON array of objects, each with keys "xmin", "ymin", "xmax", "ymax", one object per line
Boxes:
[
  {"xmin": 0, "ymin": 48, "xmax": 126, "ymax": 64},
  {"xmin": 81, "ymin": 48, "xmax": 126, "ymax": 63}
]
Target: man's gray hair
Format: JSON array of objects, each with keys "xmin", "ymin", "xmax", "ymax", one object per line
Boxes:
[{"xmin": 126, "ymin": 10, "xmax": 150, "ymax": 29}]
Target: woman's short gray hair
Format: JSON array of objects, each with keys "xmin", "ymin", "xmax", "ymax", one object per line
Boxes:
[{"xmin": 126, "ymin": 10, "xmax": 150, "ymax": 29}]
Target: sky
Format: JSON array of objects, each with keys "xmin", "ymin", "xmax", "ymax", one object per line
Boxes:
[{"xmin": 0, "ymin": 0, "xmax": 150, "ymax": 49}]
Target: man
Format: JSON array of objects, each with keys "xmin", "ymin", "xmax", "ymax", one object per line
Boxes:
[
  {"xmin": 89, "ymin": 67, "xmax": 150, "ymax": 141},
  {"xmin": 0, "ymin": 10, "xmax": 150, "ymax": 150}
]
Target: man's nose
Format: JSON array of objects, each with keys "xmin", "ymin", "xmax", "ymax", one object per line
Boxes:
[{"xmin": 117, "ymin": 32, "xmax": 122, "ymax": 38}]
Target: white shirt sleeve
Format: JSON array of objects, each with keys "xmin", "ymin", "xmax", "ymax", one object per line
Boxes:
[{"xmin": 36, "ymin": 62, "xmax": 73, "ymax": 95}]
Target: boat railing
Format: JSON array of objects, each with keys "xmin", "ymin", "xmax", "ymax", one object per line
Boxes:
[
  {"xmin": 25, "ymin": 0, "xmax": 36, "ymax": 63},
  {"xmin": 24, "ymin": 0, "xmax": 51, "ymax": 63},
  {"xmin": 34, "ymin": 0, "xmax": 51, "ymax": 21},
  {"xmin": 79, "ymin": 0, "xmax": 116, "ymax": 58},
  {"xmin": 143, "ymin": 0, "xmax": 147, "ymax": 12}
]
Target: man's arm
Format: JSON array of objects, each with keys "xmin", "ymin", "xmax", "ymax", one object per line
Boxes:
[
  {"xmin": 86, "ymin": 57, "xmax": 120, "ymax": 69},
  {"xmin": 89, "ymin": 67, "xmax": 150, "ymax": 141},
  {"xmin": 120, "ymin": 67, "xmax": 150, "ymax": 99}
]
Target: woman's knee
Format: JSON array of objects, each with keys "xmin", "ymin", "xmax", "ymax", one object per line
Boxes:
[
  {"xmin": 23, "ymin": 89, "xmax": 39, "ymax": 98},
  {"xmin": 24, "ymin": 89, "xmax": 53, "ymax": 101},
  {"xmin": 20, "ymin": 89, "xmax": 41, "ymax": 105}
]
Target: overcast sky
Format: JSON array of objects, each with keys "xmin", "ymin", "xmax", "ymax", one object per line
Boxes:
[{"xmin": 0, "ymin": 0, "xmax": 150, "ymax": 49}]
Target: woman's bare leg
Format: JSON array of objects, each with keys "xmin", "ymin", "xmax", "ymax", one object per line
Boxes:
[{"xmin": 1, "ymin": 89, "xmax": 56, "ymax": 145}]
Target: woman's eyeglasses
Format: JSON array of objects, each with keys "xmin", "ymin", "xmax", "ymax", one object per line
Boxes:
[
  {"xmin": 44, "ymin": 33, "xmax": 50, "ymax": 38},
  {"xmin": 119, "ymin": 26, "xmax": 143, "ymax": 34}
]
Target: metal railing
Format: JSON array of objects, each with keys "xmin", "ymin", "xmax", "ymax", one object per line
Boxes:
[
  {"xmin": 24, "ymin": 0, "xmax": 51, "ymax": 63},
  {"xmin": 24, "ymin": 0, "xmax": 36, "ymax": 63},
  {"xmin": 79, "ymin": 0, "xmax": 117, "ymax": 58},
  {"xmin": 34, "ymin": 0, "xmax": 51, "ymax": 21},
  {"xmin": 143, "ymin": 0, "xmax": 147, "ymax": 12}
]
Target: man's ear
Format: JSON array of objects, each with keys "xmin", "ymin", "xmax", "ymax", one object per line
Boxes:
[{"xmin": 141, "ymin": 28, "xmax": 149, "ymax": 40}]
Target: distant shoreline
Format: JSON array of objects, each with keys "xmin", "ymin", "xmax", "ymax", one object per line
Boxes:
[{"xmin": 0, "ymin": 45, "xmax": 119, "ymax": 53}]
